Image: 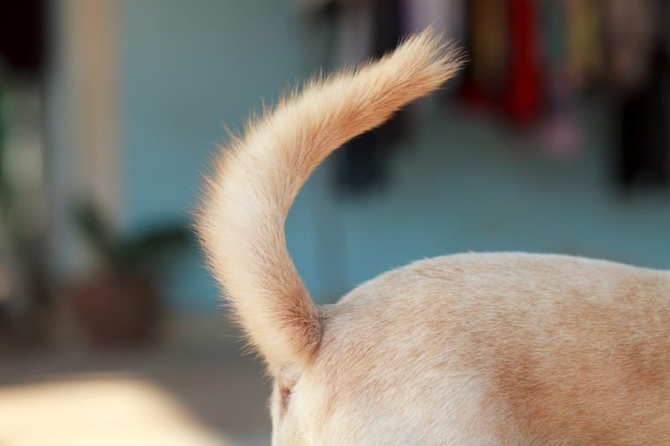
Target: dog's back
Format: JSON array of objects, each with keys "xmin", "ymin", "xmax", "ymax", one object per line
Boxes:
[
  {"xmin": 197, "ymin": 30, "xmax": 670, "ymax": 445},
  {"xmin": 309, "ymin": 253, "xmax": 670, "ymax": 444}
]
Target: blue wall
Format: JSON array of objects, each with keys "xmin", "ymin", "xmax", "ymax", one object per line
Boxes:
[
  {"xmin": 119, "ymin": 0, "xmax": 316, "ymax": 307},
  {"xmin": 118, "ymin": 1, "xmax": 670, "ymax": 309}
]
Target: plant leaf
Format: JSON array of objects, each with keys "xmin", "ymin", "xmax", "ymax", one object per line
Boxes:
[{"xmin": 71, "ymin": 201, "xmax": 122, "ymax": 268}]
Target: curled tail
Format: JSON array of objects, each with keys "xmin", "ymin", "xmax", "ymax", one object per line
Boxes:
[{"xmin": 197, "ymin": 29, "xmax": 462, "ymax": 372}]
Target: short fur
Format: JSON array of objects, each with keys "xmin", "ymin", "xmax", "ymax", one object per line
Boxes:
[{"xmin": 197, "ymin": 29, "xmax": 670, "ymax": 445}]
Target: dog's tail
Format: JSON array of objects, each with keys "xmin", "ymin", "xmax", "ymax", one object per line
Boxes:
[{"xmin": 197, "ymin": 29, "xmax": 462, "ymax": 372}]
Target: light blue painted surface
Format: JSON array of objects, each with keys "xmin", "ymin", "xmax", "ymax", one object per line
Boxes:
[
  {"xmin": 118, "ymin": 0, "xmax": 319, "ymax": 307},
  {"xmin": 117, "ymin": 2, "xmax": 670, "ymax": 309},
  {"xmin": 339, "ymin": 104, "xmax": 670, "ymax": 291}
]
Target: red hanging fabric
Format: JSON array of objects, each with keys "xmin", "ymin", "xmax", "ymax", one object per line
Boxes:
[{"xmin": 504, "ymin": 0, "xmax": 543, "ymax": 123}]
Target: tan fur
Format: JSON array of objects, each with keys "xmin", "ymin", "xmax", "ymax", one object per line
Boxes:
[{"xmin": 197, "ymin": 30, "xmax": 670, "ymax": 445}]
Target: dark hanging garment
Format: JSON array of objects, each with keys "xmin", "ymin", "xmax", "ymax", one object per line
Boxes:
[
  {"xmin": 0, "ymin": 0, "xmax": 45, "ymax": 75},
  {"xmin": 460, "ymin": 0, "xmax": 509, "ymax": 108},
  {"xmin": 617, "ymin": 47, "xmax": 670, "ymax": 191},
  {"xmin": 336, "ymin": 0, "xmax": 408, "ymax": 196},
  {"xmin": 604, "ymin": 0, "xmax": 670, "ymax": 191}
]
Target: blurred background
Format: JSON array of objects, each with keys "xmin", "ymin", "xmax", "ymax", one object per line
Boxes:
[{"xmin": 1, "ymin": 0, "xmax": 669, "ymax": 444}]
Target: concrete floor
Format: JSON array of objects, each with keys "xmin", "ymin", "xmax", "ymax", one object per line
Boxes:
[{"xmin": 0, "ymin": 340, "xmax": 272, "ymax": 445}]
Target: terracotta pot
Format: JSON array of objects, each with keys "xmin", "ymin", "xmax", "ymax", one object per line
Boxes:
[{"xmin": 70, "ymin": 273, "xmax": 159, "ymax": 349}]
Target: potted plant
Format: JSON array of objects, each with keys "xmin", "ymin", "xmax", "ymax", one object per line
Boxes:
[{"xmin": 70, "ymin": 201, "xmax": 192, "ymax": 348}]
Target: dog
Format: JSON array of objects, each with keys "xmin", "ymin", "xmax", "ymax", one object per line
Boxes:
[{"xmin": 197, "ymin": 29, "xmax": 670, "ymax": 445}]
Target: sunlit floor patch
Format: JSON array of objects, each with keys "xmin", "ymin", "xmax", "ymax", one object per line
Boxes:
[{"xmin": 0, "ymin": 374, "xmax": 230, "ymax": 446}]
